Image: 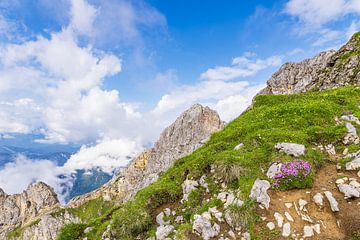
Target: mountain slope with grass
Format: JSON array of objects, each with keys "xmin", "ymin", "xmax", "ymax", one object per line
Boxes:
[
  {"xmin": 5, "ymin": 33, "xmax": 360, "ymax": 240},
  {"xmin": 53, "ymin": 86, "xmax": 360, "ymax": 240}
]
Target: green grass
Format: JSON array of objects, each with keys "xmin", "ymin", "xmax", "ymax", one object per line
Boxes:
[{"xmin": 55, "ymin": 86, "xmax": 360, "ymax": 240}]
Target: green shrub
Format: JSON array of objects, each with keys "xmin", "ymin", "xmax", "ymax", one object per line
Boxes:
[
  {"xmin": 111, "ymin": 203, "xmax": 151, "ymax": 238},
  {"xmin": 57, "ymin": 223, "xmax": 86, "ymax": 240}
]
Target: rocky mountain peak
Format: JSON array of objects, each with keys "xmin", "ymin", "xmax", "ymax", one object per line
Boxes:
[
  {"xmin": 261, "ymin": 32, "xmax": 360, "ymax": 95},
  {"xmin": 68, "ymin": 104, "xmax": 224, "ymax": 208},
  {"xmin": 0, "ymin": 182, "xmax": 59, "ymax": 238}
]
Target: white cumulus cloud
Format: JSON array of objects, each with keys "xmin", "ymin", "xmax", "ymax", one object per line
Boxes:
[
  {"xmin": 62, "ymin": 139, "xmax": 143, "ymax": 174},
  {"xmin": 201, "ymin": 53, "xmax": 282, "ymax": 81}
]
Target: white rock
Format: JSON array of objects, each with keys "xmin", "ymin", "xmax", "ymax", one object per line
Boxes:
[
  {"xmin": 266, "ymin": 222, "xmax": 275, "ymax": 231},
  {"xmin": 228, "ymin": 230, "xmax": 236, "ymax": 239},
  {"xmin": 344, "ymin": 122, "xmax": 360, "ymax": 145},
  {"xmin": 313, "ymin": 193, "xmax": 324, "ymax": 207},
  {"xmin": 336, "ymin": 177, "xmax": 348, "ymax": 185},
  {"xmin": 285, "ymin": 202, "xmax": 293, "ymax": 209},
  {"xmin": 275, "ymin": 142, "xmax": 305, "ymax": 157},
  {"xmin": 156, "ymin": 212, "xmax": 169, "ymax": 226},
  {"xmin": 338, "ymin": 184, "xmax": 360, "ymax": 198},
  {"xmin": 193, "ymin": 214, "xmax": 220, "ymax": 240},
  {"xmin": 284, "ymin": 212, "xmax": 294, "ymax": 222},
  {"xmin": 282, "ymin": 222, "xmax": 291, "ymax": 237},
  {"xmin": 324, "ymin": 191, "xmax": 339, "ymax": 212},
  {"xmin": 274, "ymin": 212, "xmax": 284, "ymax": 228},
  {"xmin": 299, "ymin": 199, "xmax": 308, "ymax": 211},
  {"xmin": 346, "ymin": 158, "xmax": 360, "ymax": 170},
  {"xmin": 249, "ymin": 179, "xmax": 271, "ymax": 209},
  {"xmin": 156, "ymin": 225, "xmax": 174, "ymax": 240},
  {"xmin": 199, "ymin": 175, "xmax": 209, "ymax": 192},
  {"xmin": 175, "ymin": 216, "xmax": 183, "ymax": 223},
  {"xmin": 242, "ymin": 232, "xmax": 251, "ymax": 240},
  {"xmin": 325, "ymin": 144, "xmax": 336, "ymax": 155},
  {"xmin": 164, "ymin": 208, "xmax": 171, "ymax": 216},
  {"xmin": 312, "ymin": 224, "xmax": 321, "ymax": 234},
  {"xmin": 209, "ymin": 207, "xmax": 223, "ymax": 222},
  {"xmin": 181, "ymin": 179, "xmax": 199, "ymax": 202},
  {"xmin": 301, "ymin": 213, "xmax": 313, "ymax": 223},
  {"xmin": 341, "ymin": 115, "xmax": 360, "ymax": 125},
  {"xmin": 266, "ymin": 163, "xmax": 282, "ymax": 179},
  {"xmin": 234, "ymin": 143, "xmax": 244, "ymax": 150},
  {"xmin": 303, "ymin": 225, "xmax": 314, "ymax": 238}
]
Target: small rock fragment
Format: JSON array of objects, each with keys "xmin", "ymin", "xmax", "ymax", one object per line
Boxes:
[
  {"xmin": 313, "ymin": 193, "xmax": 324, "ymax": 207},
  {"xmin": 266, "ymin": 222, "xmax": 275, "ymax": 231},
  {"xmin": 285, "ymin": 202, "xmax": 293, "ymax": 209},
  {"xmin": 234, "ymin": 143, "xmax": 244, "ymax": 150},
  {"xmin": 303, "ymin": 225, "xmax": 314, "ymax": 238},
  {"xmin": 284, "ymin": 212, "xmax": 294, "ymax": 222},
  {"xmin": 274, "ymin": 212, "xmax": 284, "ymax": 228},
  {"xmin": 282, "ymin": 222, "xmax": 291, "ymax": 237}
]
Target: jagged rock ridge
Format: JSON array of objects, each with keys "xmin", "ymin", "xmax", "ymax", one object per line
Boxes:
[
  {"xmin": 69, "ymin": 103, "xmax": 224, "ymax": 207},
  {"xmin": 0, "ymin": 182, "xmax": 68, "ymax": 238},
  {"xmin": 261, "ymin": 33, "xmax": 360, "ymax": 95}
]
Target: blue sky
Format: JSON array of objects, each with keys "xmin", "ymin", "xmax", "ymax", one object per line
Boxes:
[
  {"xmin": 0, "ymin": 0, "xmax": 359, "ymax": 145},
  {"xmin": 0, "ymin": 0, "xmax": 359, "ymax": 197}
]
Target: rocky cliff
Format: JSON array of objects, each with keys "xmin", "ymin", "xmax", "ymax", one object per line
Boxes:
[
  {"xmin": 261, "ymin": 33, "xmax": 360, "ymax": 95},
  {"xmin": 3, "ymin": 103, "xmax": 224, "ymax": 239},
  {"xmin": 68, "ymin": 103, "xmax": 224, "ymax": 207},
  {"xmin": 0, "ymin": 182, "xmax": 73, "ymax": 239}
]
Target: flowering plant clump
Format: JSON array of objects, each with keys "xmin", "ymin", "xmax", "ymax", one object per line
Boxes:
[{"xmin": 272, "ymin": 160, "xmax": 313, "ymax": 190}]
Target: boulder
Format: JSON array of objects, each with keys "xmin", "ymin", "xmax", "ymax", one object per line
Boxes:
[
  {"xmin": 324, "ymin": 191, "xmax": 339, "ymax": 212},
  {"xmin": 346, "ymin": 158, "xmax": 360, "ymax": 170},
  {"xmin": 156, "ymin": 225, "xmax": 174, "ymax": 240},
  {"xmin": 266, "ymin": 163, "xmax": 282, "ymax": 179},
  {"xmin": 338, "ymin": 184, "xmax": 360, "ymax": 198},
  {"xmin": 156, "ymin": 212, "xmax": 169, "ymax": 226},
  {"xmin": 344, "ymin": 122, "xmax": 360, "ymax": 145},
  {"xmin": 275, "ymin": 143, "xmax": 305, "ymax": 157},
  {"xmin": 193, "ymin": 214, "xmax": 220, "ymax": 240},
  {"xmin": 249, "ymin": 179, "xmax": 271, "ymax": 209},
  {"xmin": 181, "ymin": 179, "xmax": 199, "ymax": 202}
]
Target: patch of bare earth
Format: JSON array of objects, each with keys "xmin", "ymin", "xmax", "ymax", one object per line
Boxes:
[{"xmin": 258, "ymin": 165, "xmax": 360, "ymax": 239}]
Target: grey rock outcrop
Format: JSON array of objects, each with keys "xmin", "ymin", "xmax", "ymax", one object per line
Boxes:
[
  {"xmin": 338, "ymin": 184, "xmax": 360, "ymax": 199},
  {"xmin": 275, "ymin": 142, "xmax": 305, "ymax": 157},
  {"xmin": 156, "ymin": 225, "xmax": 174, "ymax": 240},
  {"xmin": 266, "ymin": 163, "xmax": 282, "ymax": 179},
  {"xmin": 346, "ymin": 157, "xmax": 360, "ymax": 170},
  {"xmin": 193, "ymin": 213, "xmax": 220, "ymax": 240},
  {"xmin": 69, "ymin": 104, "xmax": 224, "ymax": 207},
  {"xmin": 21, "ymin": 211, "xmax": 79, "ymax": 240},
  {"xmin": 0, "ymin": 182, "xmax": 69, "ymax": 239},
  {"xmin": 261, "ymin": 33, "xmax": 360, "ymax": 95},
  {"xmin": 249, "ymin": 179, "xmax": 271, "ymax": 209}
]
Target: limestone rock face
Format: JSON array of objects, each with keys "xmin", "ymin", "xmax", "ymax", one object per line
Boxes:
[
  {"xmin": 69, "ymin": 104, "xmax": 224, "ymax": 207},
  {"xmin": 261, "ymin": 33, "xmax": 360, "ymax": 95},
  {"xmin": 20, "ymin": 211, "xmax": 79, "ymax": 240},
  {"xmin": 0, "ymin": 182, "xmax": 60, "ymax": 238}
]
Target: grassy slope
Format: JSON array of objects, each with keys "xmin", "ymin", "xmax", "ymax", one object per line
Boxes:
[{"xmin": 51, "ymin": 86, "xmax": 360, "ymax": 239}]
